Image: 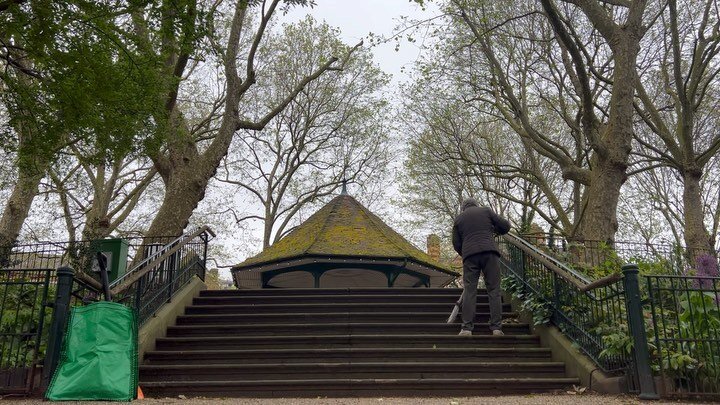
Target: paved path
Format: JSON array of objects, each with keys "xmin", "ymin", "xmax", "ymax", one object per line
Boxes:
[{"xmin": 5, "ymin": 393, "xmax": 715, "ymax": 404}]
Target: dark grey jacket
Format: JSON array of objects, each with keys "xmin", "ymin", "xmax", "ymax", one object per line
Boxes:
[{"xmin": 452, "ymin": 206, "xmax": 511, "ymax": 259}]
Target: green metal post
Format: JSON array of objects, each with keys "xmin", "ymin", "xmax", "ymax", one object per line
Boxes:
[
  {"xmin": 201, "ymin": 233, "xmax": 209, "ymax": 280},
  {"xmin": 167, "ymin": 263, "xmax": 175, "ymax": 302},
  {"xmin": 622, "ymin": 264, "xmax": 659, "ymax": 400},
  {"xmin": 135, "ymin": 276, "xmax": 145, "ymax": 313},
  {"xmin": 42, "ymin": 266, "xmax": 74, "ymax": 388},
  {"xmin": 519, "ymin": 249, "xmax": 527, "ymax": 293},
  {"xmin": 552, "ymin": 272, "xmax": 561, "ymax": 322}
]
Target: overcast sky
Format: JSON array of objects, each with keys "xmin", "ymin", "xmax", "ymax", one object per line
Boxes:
[{"xmin": 280, "ymin": 0, "xmax": 440, "ymax": 87}]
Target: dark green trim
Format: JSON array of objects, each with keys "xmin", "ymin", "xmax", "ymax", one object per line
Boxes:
[
  {"xmin": 387, "ymin": 271, "xmax": 400, "ymax": 287},
  {"xmin": 260, "ymin": 262, "xmax": 430, "ymax": 288},
  {"xmin": 233, "ymin": 254, "xmax": 456, "ymax": 277}
]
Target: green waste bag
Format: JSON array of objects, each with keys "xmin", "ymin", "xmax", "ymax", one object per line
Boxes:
[{"xmin": 46, "ymin": 301, "xmax": 138, "ymax": 401}]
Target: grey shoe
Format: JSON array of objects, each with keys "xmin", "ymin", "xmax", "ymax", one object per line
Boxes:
[
  {"xmin": 492, "ymin": 329, "xmax": 504, "ymax": 336},
  {"xmin": 458, "ymin": 330, "xmax": 472, "ymax": 336}
]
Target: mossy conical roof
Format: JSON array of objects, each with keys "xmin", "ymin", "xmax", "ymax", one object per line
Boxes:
[{"xmin": 232, "ymin": 194, "xmax": 450, "ymax": 273}]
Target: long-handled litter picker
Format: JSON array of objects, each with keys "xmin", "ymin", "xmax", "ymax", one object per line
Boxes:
[{"xmin": 447, "ymin": 290, "xmax": 464, "ymax": 323}]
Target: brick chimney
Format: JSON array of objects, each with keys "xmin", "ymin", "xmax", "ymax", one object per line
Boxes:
[{"xmin": 426, "ymin": 234, "xmax": 441, "ymax": 262}]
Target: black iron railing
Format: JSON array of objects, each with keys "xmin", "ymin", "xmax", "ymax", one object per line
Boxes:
[
  {"xmin": 1, "ymin": 227, "xmax": 213, "ymax": 395},
  {"xmin": 499, "ymin": 234, "xmax": 661, "ymax": 398},
  {"xmin": 0, "ymin": 236, "xmax": 187, "ymax": 276},
  {"xmin": 502, "ymin": 233, "xmax": 720, "ymax": 399},
  {"xmin": 108, "ymin": 227, "xmax": 213, "ymax": 324},
  {"xmin": 646, "ymin": 274, "xmax": 720, "ymax": 397},
  {"xmin": 521, "ymin": 233, "xmax": 717, "ymax": 276},
  {"xmin": 498, "ymin": 234, "xmax": 632, "ymax": 372},
  {"xmin": 0, "ymin": 268, "xmax": 53, "ymax": 395}
]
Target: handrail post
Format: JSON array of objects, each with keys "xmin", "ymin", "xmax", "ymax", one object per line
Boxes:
[
  {"xmin": 96, "ymin": 252, "xmax": 112, "ymax": 301},
  {"xmin": 622, "ymin": 264, "xmax": 659, "ymax": 400},
  {"xmin": 552, "ymin": 272, "xmax": 561, "ymax": 319},
  {"xmin": 42, "ymin": 266, "xmax": 74, "ymax": 388},
  {"xmin": 201, "ymin": 232, "xmax": 208, "ymax": 280},
  {"xmin": 520, "ymin": 249, "xmax": 527, "ymax": 289},
  {"xmin": 167, "ymin": 259, "xmax": 175, "ymax": 303},
  {"xmin": 134, "ymin": 276, "xmax": 144, "ymax": 315}
]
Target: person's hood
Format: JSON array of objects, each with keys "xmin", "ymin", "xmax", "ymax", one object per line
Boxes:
[{"xmin": 461, "ymin": 198, "xmax": 479, "ymax": 211}]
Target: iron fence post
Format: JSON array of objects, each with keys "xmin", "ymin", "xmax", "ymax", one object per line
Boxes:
[
  {"xmin": 201, "ymin": 232, "xmax": 208, "ymax": 280},
  {"xmin": 42, "ymin": 266, "xmax": 74, "ymax": 388},
  {"xmin": 134, "ymin": 276, "xmax": 144, "ymax": 314},
  {"xmin": 520, "ymin": 249, "xmax": 527, "ymax": 294},
  {"xmin": 552, "ymin": 272, "xmax": 561, "ymax": 314},
  {"xmin": 167, "ymin": 262, "xmax": 175, "ymax": 303},
  {"xmin": 622, "ymin": 263, "xmax": 659, "ymax": 400}
]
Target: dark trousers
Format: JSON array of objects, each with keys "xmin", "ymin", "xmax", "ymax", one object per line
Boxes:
[{"xmin": 461, "ymin": 252, "xmax": 502, "ymax": 331}]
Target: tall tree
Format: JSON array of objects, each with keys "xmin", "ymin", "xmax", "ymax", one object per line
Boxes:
[
  {"xmin": 0, "ymin": 1, "xmax": 161, "ymax": 250},
  {"xmin": 137, "ymin": 0, "xmax": 360, "ymax": 240},
  {"xmin": 444, "ymin": 0, "xmax": 650, "ymax": 243},
  {"xmin": 219, "ymin": 17, "xmax": 390, "ymax": 248},
  {"xmin": 400, "ymin": 1, "xmax": 588, "ymax": 238},
  {"xmin": 633, "ymin": 0, "xmax": 720, "ymax": 255},
  {"xmin": 398, "ymin": 78, "xmax": 527, "ymax": 232},
  {"xmin": 46, "ymin": 153, "xmax": 158, "ymax": 242}
]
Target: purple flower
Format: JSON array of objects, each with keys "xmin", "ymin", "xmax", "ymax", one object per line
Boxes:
[
  {"xmin": 696, "ymin": 253, "xmax": 719, "ymax": 277},
  {"xmin": 694, "ymin": 253, "xmax": 719, "ymax": 289}
]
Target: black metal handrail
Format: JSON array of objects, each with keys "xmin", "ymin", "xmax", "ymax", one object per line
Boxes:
[
  {"xmin": 498, "ymin": 234, "xmax": 630, "ymax": 372},
  {"xmin": 105, "ymin": 227, "xmax": 213, "ymax": 323},
  {"xmin": 0, "ymin": 235, "xmax": 202, "ymax": 278},
  {"xmin": 521, "ymin": 232, "xmax": 718, "ymax": 275},
  {"xmin": 499, "ymin": 234, "xmax": 659, "ymax": 398},
  {"xmin": 503, "ymin": 233, "xmax": 592, "ymax": 287},
  {"xmin": 110, "ymin": 226, "xmax": 215, "ymax": 294}
]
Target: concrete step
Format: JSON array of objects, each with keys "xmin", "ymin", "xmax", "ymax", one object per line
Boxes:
[
  {"xmin": 164, "ymin": 322, "xmax": 531, "ymax": 337},
  {"xmin": 174, "ymin": 312, "xmax": 518, "ymax": 325},
  {"xmin": 143, "ymin": 347, "xmax": 553, "ymax": 364},
  {"xmin": 140, "ymin": 377, "xmax": 581, "ymax": 397},
  {"xmin": 193, "ymin": 294, "xmax": 496, "ymax": 306},
  {"xmin": 140, "ymin": 361, "xmax": 567, "ymax": 381},
  {"xmin": 184, "ymin": 302, "xmax": 511, "ymax": 315},
  {"xmin": 200, "ymin": 288, "xmax": 469, "ymax": 297},
  {"xmin": 140, "ymin": 287, "xmax": 578, "ymax": 398},
  {"xmin": 153, "ymin": 334, "xmax": 541, "ymax": 350}
]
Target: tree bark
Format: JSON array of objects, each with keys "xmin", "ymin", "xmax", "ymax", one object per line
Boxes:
[
  {"xmin": 141, "ymin": 0, "xmax": 345, "ymax": 242},
  {"xmin": 575, "ymin": 154, "xmax": 628, "ymax": 242},
  {"xmin": 574, "ymin": 36, "xmax": 637, "ymax": 243},
  {"xmin": 80, "ymin": 159, "xmax": 157, "ymax": 242},
  {"xmin": 145, "ymin": 159, "xmax": 212, "ymax": 238},
  {"xmin": 141, "ymin": 0, "xmax": 246, "ymax": 240},
  {"xmin": 456, "ymin": 0, "xmax": 643, "ymax": 243},
  {"xmin": 682, "ymin": 169, "xmax": 713, "ymax": 257},
  {"xmin": 263, "ymin": 198, "xmax": 273, "ymax": 250},
  {"xmin": 0, "ymin": 159, "xmax": 45, "ymax": 249},
  {"xmin": 630, "ymin": 0, "xmax": 720, "ymax": 256}
]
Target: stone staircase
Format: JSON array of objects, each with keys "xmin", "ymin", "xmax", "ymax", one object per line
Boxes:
[{"xmin": 140, "ymin": 288, "xmax": 579, "ymax": 397}]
